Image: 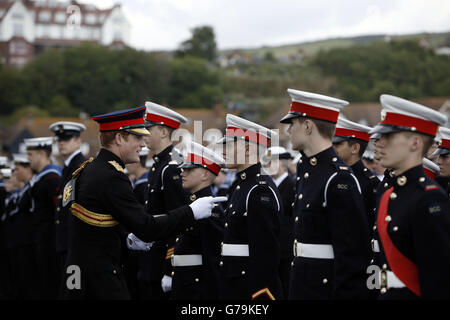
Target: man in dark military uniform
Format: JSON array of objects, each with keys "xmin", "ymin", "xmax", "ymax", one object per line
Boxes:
[
  {"xmin": 218, "ymin": 114, "xmax": 283, "ymax": 300},
  {"xmin": 332, "ymin": 117, "xmax": 380, "ymax": 229},
  {"xmin": 369, "ymin": 94, "xmax": 450, "ymax": 299},
  {"xmin": 0, "ymin": 159, "xmax": 9, "ymax": 298},
  {"xmin": 169, "ymin": 141, "xmax": 225, "ymax": 300},
  {"xmin": 61, "ymin": 106, "xmax": 225, "ymax": 299},
  {"xmin": 261, "ymin": 146, "xmax": 295, "ymax": 298},
  {"xmin": 25, "ymin": 137, "xmax": 62, "ymax": 299},
  {"xmin": 280, "ymin": 88, "xmax": 370, "ymax": 300},
  {"xmin": 11, "ymin": 154, "xmax": 39, "ymax": 299},
  {"xmin": 1, "ymin": 167, "xmax": 19, "ymax": 299},
  {"xmin": 49, "ymin": 121, "xmax": 87, "ymax": 293},
  {"xmin": 434, "ymin": 127, "xmax": 450, "ymax": 196},
  {"xmin": 141, "ymin": 101, "xmax": 190, "ymax": 299},
  {"xmin": 123, "ymin": 147, "xmax": 151, "ymax": 299}
]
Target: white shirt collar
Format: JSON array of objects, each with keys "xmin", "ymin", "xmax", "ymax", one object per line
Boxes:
[
  {"xmin": 64, "ymin": 149, "xmax": 82, "ymax": 167},
  {"xmin": 273, "ymin": 172, "xmax": 289, "ymax": 187}
]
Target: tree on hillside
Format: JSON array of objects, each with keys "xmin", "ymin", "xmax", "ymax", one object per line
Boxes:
[
  {"xmin": 175, "ymin": 26, "xmax": 217, "ymax": 62},
  {"xmin": 168, "ymin": 56, "xmax": 222, "ymax": 108}
]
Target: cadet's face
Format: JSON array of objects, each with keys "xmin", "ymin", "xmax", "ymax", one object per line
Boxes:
[
  {"xmin": 376, "ymin": 132, "xmax": 410, "ymax": 170},
  {"xmin": 57, "ymin": 137, "xmax": 81, "ymax": 157},
  {"xmin": 333, "ymin": 141, "xmax": 352, "ymax": 164},
  {"xmin": 180, "ymin": 167, "xmax": 205, "ymax": 191},
  {"xmin": 262, "ymin": 159, "xmax": 280, "ymax": 176},
  {"xmin": 437, "ymin": 154, "xmax": 450, "ymax": 177},
  {"xmin": 14, "ymin": 164, "xmax": 32, "ymax": 183},
  {"xmin": 287, "ymin": 118, "xmax": 305, "ymax": 151},
  {"xmin": 120, "ymin": 134, "xmax": 146, "ymax": 165},
  {"xmin": 27, "ymin": 150, "xmax": 43, "ymax": 172},
  {"xmin": 145, "ymin": 126, "xmax": 163, "ymax": 150}
]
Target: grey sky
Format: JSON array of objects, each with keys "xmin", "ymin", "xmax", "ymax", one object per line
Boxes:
[{"xmin": 85, "ymin": 0, "xmax": 450, "ymax": 51}]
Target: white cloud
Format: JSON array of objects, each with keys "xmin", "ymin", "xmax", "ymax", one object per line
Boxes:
[{"xmin": 82, "ymin": 0, "xmax": 450, "ymax": 50}]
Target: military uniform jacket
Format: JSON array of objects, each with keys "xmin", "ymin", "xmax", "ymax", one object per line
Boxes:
[
  {"xmin": 218, "ymin": 163, "xmax": 283, "ymax": 300},
  {"xmin": 370, "ymin": 169, "xmax": 396, "ymax": 268},
  {"xmin": 29, "ymin": 164, "xmax": 62, "ymax": 249},
  {"xmin": 351, "ymin": 160, "xmax": 380, "ymax": 229},
  {"xmin": 63, "ymin": 149, "xmax": 195, "ymax": 299},
  {"xmin": 133, "ymin": 171, "xmax": 149, "ymax": 205},
  {"xmin": 374, "ymin": 165, "xmax": 450, "ymax": 299},
  {"xmin": 4, "ymin": 190, "xmax": 20, "ymax": 250},
  {"xmin": 171, "ymin": 186, "xmax": 225, "ymax": 300},
  {"xmin": 276, "ymin": 174, "xmax": 295, "ymax": 260},
  {"xmin": 142, "ymin": 145, "xmax": 189, "ymax": 282},
  {"xmin": 289, "ymin": 147, "xmax": 371, "ymax": 300},
  {"xmin": 56, "ymin": 151, "xmax": 87, "ymax": 253}
]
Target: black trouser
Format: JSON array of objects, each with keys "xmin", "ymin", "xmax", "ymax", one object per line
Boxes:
[
  {"xmin": 16, "ymin": 244, "xmax": 39, "ymax": 299},
  {"xmin": 35, "ymin": 245, "xmax": 59, "ymax": 299}
]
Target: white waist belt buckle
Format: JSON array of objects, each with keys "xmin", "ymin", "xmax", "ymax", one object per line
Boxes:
[
  {"xmin": 221, "ymin": 243, "xmax": 249, "ymax": 257},
  {"xmin": 379, "ymin": 270, "xmax": 406, "ymax": 289},
  {"xmin": 171, "ymin": 254, "xmax": 203, "ymax": 267},
  {"xmin": 293, "ymin": 241, "xmax": 334, "ymax": 259}
]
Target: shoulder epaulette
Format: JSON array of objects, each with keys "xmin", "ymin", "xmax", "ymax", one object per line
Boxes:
[
  {"xmin": 72, "ymin": 157, "xmax": 94, "ymax": 178},
  {"xmin": 108, "ymin": 160, "xmax": 124, "ymax": 173}
]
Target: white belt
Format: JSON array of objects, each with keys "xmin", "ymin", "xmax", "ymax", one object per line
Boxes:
[
  {"xmin": 171, "ymin": 254, "xmax": 203, "ymax": 267},
  {"xmin": 379, "ymin": 270, "xmax": 406, "ymax": 289},
  {"xmin": 371, "ymin": 239, "xmax": 380, "ymax": 253},
  {"xmin": 221, "ymin": 243, "xmax": 249, "ymax": 257},
  {"xmin": 293, "ymin": 241, "xmax": 334, "ymax": 259}
]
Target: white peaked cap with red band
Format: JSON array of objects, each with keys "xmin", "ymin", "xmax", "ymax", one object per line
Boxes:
[
  {"xmin": 422, "ymin": 157, "xmax": 440, "ymax": 179},
  {"xmin": 370, "ymin": 94, "xmax": 448, "ymax": 137},
  {"xmin": 179, "ymin": 141, "xmax": 225, "ymax": 175},
  {"xmin": 280, "ymin": 89, "xmax": 349, "ymax": 124},
  {"xmin": 433, "ymin": 126, "xmax": 450, "ymax": 156},
  {"xmin": 333, "ymin": 116, "xmax": 373, "ymax": 143},
  {"xmin": 219, "ymin": 114, "xmax": 278, "ymax": 147},
  {"xmin": 145, "ymin": 101, "xmax": 188, "ymax": 130}
]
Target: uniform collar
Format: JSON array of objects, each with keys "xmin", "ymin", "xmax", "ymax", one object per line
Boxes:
[
  {"xmin": 153, "ymin": 145, "xmax": 174, "ymax": 163},
  {"xmin": 188, "ymin": 185, "xmax": 213, "ymax": 202},
  {"xmin": 236, "ymin": 163, "xmax": 262, "ymax": 182},
  {"xmin": 98, "ymin": 148, "xmax": 125, "ymax": 169},
  {"xmin": 351, "ymin": 159, "xmax": 365, "ymax": 173},
  {"xmin": 273, "ymin": 172, "xmax": 289, "ymax": 187},
  {"xmin": 64, "ymin": 149, "xmax": 82, "ymax": 167},
  {"xmin": 303, "ymin": 146, "xmax": 338, "ymax": 168},
  {"xmin": 393, "ymin": 164, "xmax": 426, "ymax": 188}
]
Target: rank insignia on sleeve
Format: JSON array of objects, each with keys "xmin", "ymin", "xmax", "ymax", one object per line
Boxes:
[{"xmin": 108, "ymin": 161, "xmax": 124, "ymax": 173}]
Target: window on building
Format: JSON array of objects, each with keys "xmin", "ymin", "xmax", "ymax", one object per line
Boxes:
[
  {"xmin": 55, "ymin": 12, "xmax": 66, "ymax": 23},
  {"xmin": 10, "ymin": 41, "xmax": 27, "ymax": 55},
  {"xmin": 13, "ymin": 23, "xmax": 24, "ymax": 36},
  {"xmin": 39, "ymin": 10, "xmax": 51, "ymax": 22},
  {"xmin": 85, "ymin": 13, "xmax": 97, "ymax": 24},
  {"xmin": 113, "ymin": 30, "xmax": 122, "ymax": 40},
  {"xmin": 12, "ymin": 12, "xmax": 24, "ymax": 20}
]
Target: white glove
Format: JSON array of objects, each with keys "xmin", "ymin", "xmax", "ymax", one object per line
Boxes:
[
  {"xmin": 126, "ymin": 233, "xmax": 154, "ymax": 251},
  {"xmin": 161, "ymin": 275, "xmax": 172, "ymax": 292},
  {"xmin": 189, "ymin": 196, "xmax": 228, "ymax": 220}
]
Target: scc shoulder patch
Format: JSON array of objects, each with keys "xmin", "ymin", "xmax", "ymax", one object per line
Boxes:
[{"xmin": 108, "ymin": 161, "xmax": 124, "ymax": 173}]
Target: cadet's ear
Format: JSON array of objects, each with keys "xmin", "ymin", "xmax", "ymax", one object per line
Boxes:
[
  {"xmin": 304, "ymin": 119, "xmax": 313, "ymax": 135},
  {"xmin": 351, "ymin": 142, "xmax": 360, "ymax": 155}
]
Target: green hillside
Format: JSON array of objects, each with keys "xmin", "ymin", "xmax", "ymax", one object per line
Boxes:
[{"xmin": 220, "ymin": 32, "xmax": 450, "ymax": 59}]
